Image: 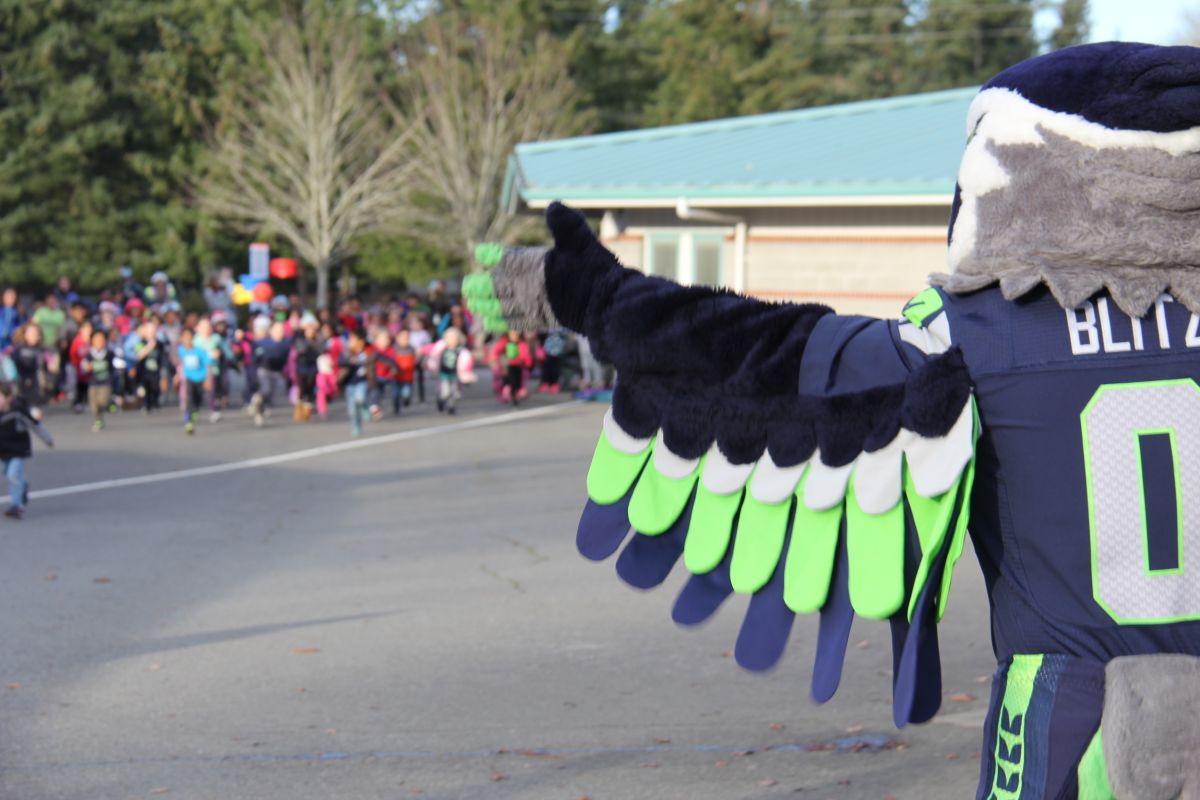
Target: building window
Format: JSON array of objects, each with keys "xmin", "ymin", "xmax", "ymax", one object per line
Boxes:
[
  {"xmin": 649, "ymin": 234, "xmax": 679, "ymax": 281},
  {"xmin": 692, "ymin": 236, "xmax": 724, "ymax": 287}
]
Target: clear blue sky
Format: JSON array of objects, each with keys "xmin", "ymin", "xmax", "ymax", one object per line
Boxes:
[{"xmin": 1086, "ymin": 0, "xmax": 1194, "ymax": 44}]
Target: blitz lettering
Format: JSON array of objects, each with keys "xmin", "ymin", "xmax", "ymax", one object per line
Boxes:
[{"xmin": 1066, "ymin": 294, "xmax": 1200, "ymax": 356}]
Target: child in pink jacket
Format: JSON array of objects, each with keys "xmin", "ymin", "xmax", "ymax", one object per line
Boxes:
[{"xmin": 427, "ymin": 328, "xmax": 475, "ymax": 415}]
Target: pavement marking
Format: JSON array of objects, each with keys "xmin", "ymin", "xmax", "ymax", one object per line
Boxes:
[{"xmin": 14, "ymin": 401, "xmax": 584, "ymax": 504}]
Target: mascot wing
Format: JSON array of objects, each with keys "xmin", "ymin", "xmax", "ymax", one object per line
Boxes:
[{"xmin": 464, "ymin": 203, "xmax": 978, "ymax": 726}]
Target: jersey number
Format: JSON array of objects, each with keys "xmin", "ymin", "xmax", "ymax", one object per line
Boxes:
[{"xmin": 1081, "ymin": 379, "xmax": 1200, "ymax": 624}]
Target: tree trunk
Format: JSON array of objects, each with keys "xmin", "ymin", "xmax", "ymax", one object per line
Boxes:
[{"xmin": 316, "ymin": 262, "xmax": 330, "ymax": 310}]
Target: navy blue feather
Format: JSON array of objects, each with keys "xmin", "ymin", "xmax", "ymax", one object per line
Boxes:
[
  {"xmin": 734, "ymin": 514, "xmax": 797, "ymax": 672},
  {"xmin": 615, "ymin": 493, "xmax": 692, "ymax": 589}
]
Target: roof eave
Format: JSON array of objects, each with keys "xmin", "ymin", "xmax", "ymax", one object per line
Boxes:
[{"xmin": 520, "ymin": 192, "xmax": 955, "ymax": 210}]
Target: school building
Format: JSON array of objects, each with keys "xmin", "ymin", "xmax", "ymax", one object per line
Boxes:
[{"xmin": 502, "ymin": 86, "xmax": 976, "ymax": 318}]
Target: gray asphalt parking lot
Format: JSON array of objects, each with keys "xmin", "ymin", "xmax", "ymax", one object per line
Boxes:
[{"xmin": 0, "ymin": 392, "xmax": 995, "ymax": 799}]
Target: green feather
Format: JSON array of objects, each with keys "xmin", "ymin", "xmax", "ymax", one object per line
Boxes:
[
  {"xmin": 586, "ymin": 430, "xmax": 651, "ymax": 506},
  {"xmin": 784, "ymin": 471, "xmax": 843, "ymax": 614},
  {"xmin": 937, "ymin": 459, "xmax": 976, "ymax": 617},
  {"xmin": 627, "ymin": 457, "xmax": 699, "ymax": 536},
  {"xmin": 730, "ymin": 494, "xmax": 793, "ymax": 593},
  {"xmin": 845, "ymin": 477, "xmax": 906, "ymax": 619},
  {"xmin": 474, "ymin": 243, "xmax": 505, "ymax": 267},
  {"xmin": 905, "ymin": 469, "xmax": 962, "ymax": 622},
  {"xmin": 683, "ymin": 483, "xmax": 742, "ymax": 574}
]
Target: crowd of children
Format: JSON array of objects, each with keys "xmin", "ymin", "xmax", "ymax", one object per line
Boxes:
[{"xmin": 0, "ymin": 274, "xmax": 609, "ymax": 519}]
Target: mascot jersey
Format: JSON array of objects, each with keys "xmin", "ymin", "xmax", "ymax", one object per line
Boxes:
[{"xmin": 464, "ymin": 43, "xmax": 1200, "ymax": 800}]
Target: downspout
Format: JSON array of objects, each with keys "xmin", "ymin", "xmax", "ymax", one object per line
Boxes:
[{"xmin": 674, "ymin": 198, "xmax": 748, "ymax": 293}]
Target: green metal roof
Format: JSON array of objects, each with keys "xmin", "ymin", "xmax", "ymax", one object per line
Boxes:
[{"xmin": 506, "ymin": 87, "xmax": 977, "ymax": 205}]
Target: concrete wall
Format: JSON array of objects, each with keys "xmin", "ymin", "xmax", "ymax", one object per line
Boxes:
[{"xmin": 598, "ymin": 204, "xmax": 951, "ymax": 318}]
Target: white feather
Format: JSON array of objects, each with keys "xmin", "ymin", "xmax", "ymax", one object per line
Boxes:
[
  {"xmin": 603, "ymin": 407, "xmax": 651, "ymax": 455},
  {"xmin": 701, "ymin": 443, "xmax": 756, "ymax": 495},
  {"xmin": 904, "ymin": 402, "xmax": 975, "ymax": 498},
  {"xmin": 749, "ymin": 451, "xmax": 809, "ymax": 505},
  {"xmin": 853, "ymin": 432, "xmax": 912, "ymax": 514},
  {"xmin": 652, "ymin": 430, "xmax": 701, "ymax": 479},
  {"xmin": 803, "ymin": 454, "xmax": 855, "ymax": 511}
]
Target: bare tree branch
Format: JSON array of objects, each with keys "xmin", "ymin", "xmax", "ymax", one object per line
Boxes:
[
  {"xmin": 199, "ymin": 5, "xmax": 416, "ymax": 308},
  {"xmin": 397, "ymin": 9, "xmax": 592, "ymax": 259}
]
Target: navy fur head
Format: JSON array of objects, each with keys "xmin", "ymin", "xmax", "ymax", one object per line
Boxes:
[{"xmin": 985, "ymin": 42, "xmax": 1200, "ymax": 134}]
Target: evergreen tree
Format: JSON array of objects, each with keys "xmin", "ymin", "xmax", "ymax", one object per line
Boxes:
[
  {"xmin": 803, "ymin": 0, "xmax": 913, "ymax": 104},
  {"xmin": 638, "ymin": 0, "xmax": 776, "ymax": 125},
  {"xmin": 0, "ymin": 1, "xmax": 171, "ymax": 289},
  {"xmin": 1050, "ymin": 0, "xmax": 1090, "ymax": 51},
  {"xmin": 907, "ymin": 0, "xmax": 1038, "ymax": 90},
  {"xmin": 0, "ymin": 0, "xmax": 284, "ymax": 291}
]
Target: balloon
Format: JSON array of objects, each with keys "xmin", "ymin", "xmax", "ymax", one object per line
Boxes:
[
  {"xmin": 231, "ymin": 284, "xmax": 253, "ymax": 305},
  {"xmin": 253, "ymin": 282, "xmax": 274, "ymax": 303},
  {"xmin": 269, "ymin": 258, "xmax": 298, "ymax": 280}
]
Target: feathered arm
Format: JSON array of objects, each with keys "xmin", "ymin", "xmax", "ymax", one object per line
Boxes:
[{"xmin": 464, "ymin": 203, "xmax": 979, "ymax": 727}]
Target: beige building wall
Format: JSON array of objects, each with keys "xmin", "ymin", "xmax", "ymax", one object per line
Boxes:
[
  {"xmin": 597, "ymin": 204, "xmax": 951, "ymax": 319},
  {"xmin": 745, "ymin": 235, "xmax": 946, "ymax": 318}
]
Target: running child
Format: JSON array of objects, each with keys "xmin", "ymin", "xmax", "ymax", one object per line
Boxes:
[
  {"xmin": 393, "ymin": 329, "xmax": 417, "ymax": 413},
  {"xmin": 82, "ymin": 328, "xmax": 115, "ymax": 432},
  {"xmin": 69, "ymin": 320, "xmax": 92, "ymax": 413},
  {"xmin": 292, "ymin": 313, "xmax": 322, "ymax": 423},
  {"xmin": 133, "ymin": 319, "xmax": 165, "ymax": 412},
  {"xmin": 176, "ymin": 327, "xmax": 211, "ymax": 435},
  {"xmin": 11, "ymin": 324, "xmax": 48, "ymax": 409},
  {"xmin": 338, "ymin": 329, "xmax": 373, "ymax": 437},
  {"xmin": 0, "ymin": 382, "xmax": 53, "ymax": 519},
  {"xmin": 407, "ymin": 315, "xmax": 431, "ymax": 403},
  {"xmin": 428, "ymin": 327, "xmax": 474, "ymax": 415},
  {"xmin": 249, "ymin": 320, "xmax": 290, "ymax": 428},
  {"xmin": 369, "ymin": 330, "xmax": 401, "ymax": 418},
  {"xmin": 491, "ymin": 329, "xmax": 532, "ymax": 406}
]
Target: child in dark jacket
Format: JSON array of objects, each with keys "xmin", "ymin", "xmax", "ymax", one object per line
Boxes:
[
  {"xmin": 132, "ymin": 319, "xmax": 165, "ymax": 412},
  {"xmin": 11, "ymin": 324, "xmax": 48, "ymax": 409},
  {"xmin": 0, "ymin": 382, "xmax": 53, "ymax": 519},
  {"xmin": 338, "ymin": 329, "xmax": 375, "ymax": 437},
  {"xmin": 83, "ymin": 329, "xmax": 115, "ymax": 432}
]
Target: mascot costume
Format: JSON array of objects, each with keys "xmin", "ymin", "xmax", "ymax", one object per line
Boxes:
[{"xmin": 463, "ymin": 43, "xmax": 1200, "ymax": 800}]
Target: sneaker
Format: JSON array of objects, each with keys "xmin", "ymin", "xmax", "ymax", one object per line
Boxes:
[
  {"xmin": 209, "ymin": 411, "xmax": 221, "ymax": 423},
  {"xmin": 369, "ymin": 405, "xmax": 382, "ymax": 420},
  {"xmin": 447, "ymin": 406, "xmax": 457, "ymax": 415},
  {"xmin": 254, "ymin": 412, "xmax": 264, "ymax": 428},
  {"xmin": 4, "ymin": 506, "xmax": 22, "ymax": 520},
  {"xmin": 92, "ymin": 420, "xmax": 104, "ymax": 433},
  {"xmin": 185, "ymin": 421, "xmax": 195, "ymax": 435}
]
